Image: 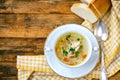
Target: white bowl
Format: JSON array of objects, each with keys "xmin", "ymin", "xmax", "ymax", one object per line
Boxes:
[{"xmin": 44, "ymin": 24, "xmax": 99, "ymax": 78}]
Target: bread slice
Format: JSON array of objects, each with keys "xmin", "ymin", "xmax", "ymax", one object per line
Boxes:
[{"xmin": 71, "ymin": 3, "xmax": 98, "ymax": 23}]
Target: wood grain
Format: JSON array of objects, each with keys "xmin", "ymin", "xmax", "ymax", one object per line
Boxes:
[
  {"xmin": 0, "ymin": 62, "xmax": 17, "ymax": 80},
  {"xmin": 0, "ymin": 14, "xmax": 83, "ymax": 38},
  {"xmin": 0, "ymin": 0, "xmax": 119, "ymax": 80},
  {"xmin": 0, "ymin": 38, "xmax": 45, "ymax": 62},
  {"xmin": 0, "ymin": 0, "xmax": 80, "ymax": 13}
]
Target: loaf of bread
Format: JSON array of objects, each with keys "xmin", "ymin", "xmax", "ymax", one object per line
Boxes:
[{"xmin": 71, "ymin": 0, "xmax": 111, "ymax": 23}]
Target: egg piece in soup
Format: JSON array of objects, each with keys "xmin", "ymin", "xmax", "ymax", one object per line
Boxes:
[{"xmin": 55, "ymin": 32, "xmax": 89, "ymax": 66}]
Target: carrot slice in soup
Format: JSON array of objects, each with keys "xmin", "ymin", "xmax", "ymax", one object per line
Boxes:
[
  {"xmin": 63, "ymin": 58, "xmax": 69, "ymax": 62},
  {"xmin": 82, "ymin": 54, "xmax": 87, "ymax": 59}
]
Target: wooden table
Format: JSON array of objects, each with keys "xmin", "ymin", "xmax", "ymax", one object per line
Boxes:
[{"xmin": 0, "ymin": 0, "xmax": 119, "ymax": 80}]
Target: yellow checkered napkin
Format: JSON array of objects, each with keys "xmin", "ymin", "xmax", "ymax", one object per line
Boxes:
[{"xmin": 17, "ymin": 0, "xmax": 120, "ymax": 80}]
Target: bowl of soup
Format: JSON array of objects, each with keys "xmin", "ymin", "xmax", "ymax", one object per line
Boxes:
[
  {"xmin": 55, "ymin": 32, "xmax": 91, "ymax": 67},
  {"xmin": 45, "ymin": 24, "xmax": 93, "ymax": 68},
  {"xmin": 44, "ymin": 24, "xmax": 99, "ymax": 78}
]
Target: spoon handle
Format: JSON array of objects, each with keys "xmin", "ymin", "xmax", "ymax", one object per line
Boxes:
[
  {"xmin": 100, "ymin": 70, "xmax": 108, "ymax": 80},
  {"xmin": 100, "ymin": 42, "xmax": 108, "ymax": 80}
]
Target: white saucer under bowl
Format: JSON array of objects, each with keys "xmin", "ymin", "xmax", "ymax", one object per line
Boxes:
[{"xmin": 44, "ymin": 24, "xmax": 99, "ymax": 78}]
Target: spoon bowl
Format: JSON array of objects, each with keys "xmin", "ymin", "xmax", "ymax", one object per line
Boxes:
[{"xmin": 94, "ymin": 20, "xmax": 108, "ymax": 42}]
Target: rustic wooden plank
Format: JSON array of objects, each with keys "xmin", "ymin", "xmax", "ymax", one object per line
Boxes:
[
  {"xmin": 0, "ymin": 62, "xmax": 16, "ymax": 67},
  {"xmin": 0, "ymin": 62, "xmax": 17, "ymax": 79},
  {"xmin": 0, "ymin": 62, "xmax": 17, "ymax": 80},
  {"xmin": 0, "ymin": 0, "xmax": 14, "ymax": 13},
  {"xmin": 0, "ymin": 38, "xmax": 45, "ymax": 62},
  {"xmin": 0, "ymin": 54, "xmax": 41, "ymax": 62},
  {"xmin": 0, "ymin": 55, "xmax": 16, "ymax": 62},
  {"xmin": 0, "ymin": 38, "xmax": 45, "ymax": 53},
  {"xmin": 0, "ymin": 0, "xmax": 80, "ymax": 13},
  {"xmin": 0, "ymin": 76, "xmax": 17, "ymax": 80},
  {"xmin": 0, "ymin": 14, "xmax": 83, "ymax": 38},
  {"xmin": 0, "ymin": 65, "xmax": 17, "ymax": 75},
  {"xmin": 0, "ymin": 38, "xmax": 45, "ymax": 52}
]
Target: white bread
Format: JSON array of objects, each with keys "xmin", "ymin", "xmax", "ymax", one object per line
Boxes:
[
  {"xmin": 71, "ymin": 0, "xmax": 111, "ymax": 23},
  {"xmin": 80, "ymin": 0, "xmax": 92, "ymax": 4},
  {"xmin": 71, "ymin": 3, "xmax": 98, "ymax": 23}
]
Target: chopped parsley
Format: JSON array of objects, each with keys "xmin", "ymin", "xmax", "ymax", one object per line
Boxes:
[
  {"xmin": 66, "ymin": 34, "xmax": 71, "ymax": 41},
  {"xmin": 69, "ymin": 47, "xmax": 75, "ymax": 52},
  {"xmin": 75, "ymin": 51, "xmax": 79, "ymax": 57},
  {"xmin": 62, "ymin": 47, "xmax": 68, "ymax": 56},
  {"xmin": 77, "ymin": 38, "xmax": 80, "ymax": 41},
  {"xmin": 80, "ymin": 45, "xmax": 83, "ymax": 48}
]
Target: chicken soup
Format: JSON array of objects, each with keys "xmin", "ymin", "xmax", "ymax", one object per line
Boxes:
[{"xmin": 55, "ymin": 32, "xmax": 89, "ymax": 66}]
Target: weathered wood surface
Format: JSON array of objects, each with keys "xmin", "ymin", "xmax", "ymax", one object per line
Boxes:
[
  {"xmin": 0, "ymin": 0, "xmax": 83, "ymax": 38},
  {"xmin": 0, "ymin": 0, "xmax": 80, "ymax": 14},
  {"xmin": 0, "ymin": 0, "xmax": 119, "ymax": 80},
  {"xmin": 0, "ymin": 14, "xmax": 83, "ymax": 38},
  {"xmin": 0, "ymin": 38, "xmax": 45, "ymax": 62}
]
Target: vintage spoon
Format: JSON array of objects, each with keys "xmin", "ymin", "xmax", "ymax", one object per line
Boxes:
[{"xmin": 94, "ymin": 20, "xmax": 108, "ymax": 80}]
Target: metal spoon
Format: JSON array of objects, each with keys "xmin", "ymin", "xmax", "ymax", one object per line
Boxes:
[{"xmin": 94, "ymin": 20, "xmax": 108, "ymax": 80}]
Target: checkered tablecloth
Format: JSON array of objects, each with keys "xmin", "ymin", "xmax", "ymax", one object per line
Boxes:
[{"xmin": 17, "ymin": 0, "xmax": 120, "ymax": 80}]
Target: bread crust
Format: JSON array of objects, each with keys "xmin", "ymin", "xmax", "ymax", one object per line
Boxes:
[
  {"xmin": 88, "ymin": 3, "xmax": 99, "ymax": 18},
  {"xmin": 88, "ymin": 0, "xmax": 111, "ymax": 18}
]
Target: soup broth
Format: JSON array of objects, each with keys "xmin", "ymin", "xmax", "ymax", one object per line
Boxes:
[{"xmin": 55, "ymin": 32, "xmax": 89, "ymax": 66}]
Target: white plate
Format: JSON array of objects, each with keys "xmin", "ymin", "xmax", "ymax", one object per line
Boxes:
[{"xmin": 44, "ymin": 24, "xmax": 99, "ymax": 78}]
